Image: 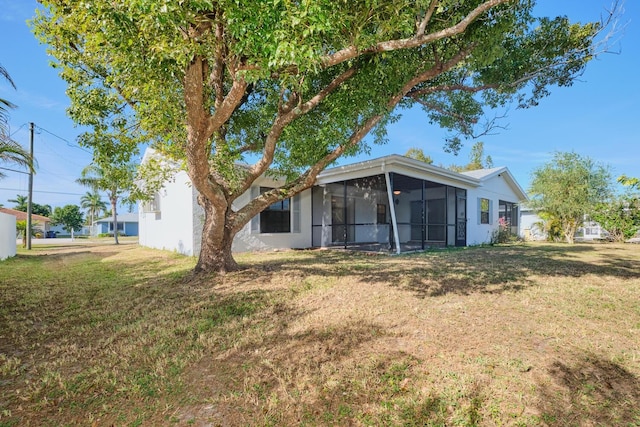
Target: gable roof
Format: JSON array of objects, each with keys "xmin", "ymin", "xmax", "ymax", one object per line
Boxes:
[
  {"xmin": 0, "ymin": 207, "xmax": 51, "ymax": 223},
  {"xmin": 460, "ymin": 167, "xmax": 528, "ymax": 201}
]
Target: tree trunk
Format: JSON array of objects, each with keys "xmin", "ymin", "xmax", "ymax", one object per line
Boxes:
[
  {"xmin": 194, "ymin": 197, "xmax": 239, "ymax": 274},
  {"xmin": 563, "ymin": 222, "xmax": 576, "ymax": 244},
  {"xmin": 111, "ymin": 198, "xmax": 119, "ymax": 245}
]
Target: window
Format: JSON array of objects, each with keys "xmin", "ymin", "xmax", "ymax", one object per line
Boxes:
[
  {"xmin": 260, "ymin": 187, "xmax": 291, "ymax": 233},
  {"xmin": 142, "ymin": 193, "xmax": 161, "ymax": 213},
  {"xmin": 109, "ymin": 222, "xmax": 124, "ymax": 231},
  {"xmin": 480, "ymin": 198, "xmax": 490, "ymax": 224}
]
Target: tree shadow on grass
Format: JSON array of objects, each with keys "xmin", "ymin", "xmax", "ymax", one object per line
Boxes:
[
  {"xmin": 537, "ymin": 354, "xmax": 640, "ymax": 426},
  {"xmin": 178, "ymin": 301, "xmax": 400, "ymax": 425},
  {"xmin": 249, "ymin": 244, "xmax": 640, "ymax": 298}
]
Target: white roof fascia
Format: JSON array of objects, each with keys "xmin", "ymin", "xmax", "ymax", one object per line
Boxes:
[
  {"xmin": 461, "ymin": 167, "xmax": 528, "ymax": 202},
  {"xmin": 316, "ymin": 155, "xmax": 481, "ymax": 188}
]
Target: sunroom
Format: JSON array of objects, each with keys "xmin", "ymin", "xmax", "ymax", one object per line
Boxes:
[{"xmin": 310, "ymin": 155, "xmax": 480, "ymax": 253}]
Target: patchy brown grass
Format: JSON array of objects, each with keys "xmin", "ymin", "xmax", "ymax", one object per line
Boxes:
[{"xmin": 1, "ymin": 242, "xmax": 639, "ymax": 426}]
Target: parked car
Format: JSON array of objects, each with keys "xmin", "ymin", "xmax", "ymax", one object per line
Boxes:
[{"xmin": 45, "ymin": 231, "xmax": 57, "ymax": 238}]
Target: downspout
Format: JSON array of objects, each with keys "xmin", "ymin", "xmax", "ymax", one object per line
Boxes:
[{"xmin": 384, "ymin": 169, "xmax": 401, "ymax": 255}]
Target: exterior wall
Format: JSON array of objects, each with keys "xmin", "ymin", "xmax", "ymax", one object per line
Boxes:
[
  {"xmin": 139, "ymin": 170, "xmax": 198, "ymax": 255},
  {"xmin": 466, "ymin": 174, "xmax": 524, "ymax": 245},
  {"xmin": 95, "ymin": 221, "xmax": 139, "ymax": 236},
  {"xmin": 0, "ymin": 212, "xmax": 16, "ymax": 260},
  {"xmin": 232, "ymin": 176, "xmax": 313, "ymax": 252}
]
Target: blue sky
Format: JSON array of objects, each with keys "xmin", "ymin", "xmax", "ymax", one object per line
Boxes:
[{"xmin": 0, "ymin": 0, "xmax": 638, "ymax": 211}]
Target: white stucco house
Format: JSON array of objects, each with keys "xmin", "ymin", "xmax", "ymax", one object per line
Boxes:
[{"xmin": 138, "ymin": 149, "xmax": 528, "ymax": 256}]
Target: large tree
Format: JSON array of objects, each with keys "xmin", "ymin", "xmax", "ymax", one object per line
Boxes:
[
  {"xmin": 528, "ymin": 151, "xmax": 612, "ymax": 244},
  {"xmin": 32, "ymin": 1, "xmax": 612, "ymax": 272}
]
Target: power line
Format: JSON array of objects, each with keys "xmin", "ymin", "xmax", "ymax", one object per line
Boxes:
[
  {"xmin": 0, "ymin": 166, "xmax": 29, "ymax": 175},
  {"xmin": 9, "ymin": 123, "xmax": 28, "ymax": 138},
  {"xmin": 0, "ymin": 187, "xmax": 85, "ymax": 196},
  {"xmin": 35, "ymin": 125, "xmax": 93, "ymax": 155}
]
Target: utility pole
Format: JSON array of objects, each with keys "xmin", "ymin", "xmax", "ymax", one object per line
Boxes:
[{"xmin": 26, "ymin": 122, "xmax": 34, "ymax": 250}]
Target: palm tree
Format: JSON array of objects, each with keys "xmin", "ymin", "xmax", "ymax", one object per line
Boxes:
[
  {"xmin": 1, "ymin": 63, "xmax": 17, "ymax": 138},
  {"xmin": 8, "ymin": 194, "xmax": 28, "ymax": 212},
  {"xmin": 80, "ymin": 191, "xmax": 107, "ymax": 229},
  {"xmin": 1, "ymin": 64, "xmax": 34, "ymax": 178},
  {"xmin": 77, "ymin": 163, "xmax": 135, "ymax": 244}
]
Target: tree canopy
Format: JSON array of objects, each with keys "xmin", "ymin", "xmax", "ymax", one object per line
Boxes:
[
  {"xmin": 448, "ymin": 141, "xmax": 493, "ymax": 172},
  {"xmin": 77, "ymin": 159, "xmax": 136, "ymax": 245},
  {"xmin": 50, "ymin": 204, "xmax": 84, "ymax": 234},
  {"xmin": 528, "ymin": 151, "xmax": 612, "ymax": 243},
  {"xmin": 32, "ymin": 0, "xmax": 611, "ymax": 272}
]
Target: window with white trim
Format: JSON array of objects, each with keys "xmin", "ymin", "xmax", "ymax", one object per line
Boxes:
[{"xmin": 479, "ymin": 198, "xmax": 490, "ymax": 224}]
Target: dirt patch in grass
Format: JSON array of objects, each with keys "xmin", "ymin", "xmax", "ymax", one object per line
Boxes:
[{"xmin": 1, "ymin": 242, "xmax": 639, "ymax": 426}]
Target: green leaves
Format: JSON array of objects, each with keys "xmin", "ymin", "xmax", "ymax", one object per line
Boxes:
[
  {"xmin": 529, "ymin": 151, "xmax": 613, "ymax": 243},
  {"xmin": 51, "ymin": 204, "xmax": 85, "ymax": 233}
]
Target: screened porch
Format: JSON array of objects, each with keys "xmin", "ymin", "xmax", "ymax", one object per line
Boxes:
[{"xmin": 311, "ymin": 172, "xmax": 467, "ymax": 253}]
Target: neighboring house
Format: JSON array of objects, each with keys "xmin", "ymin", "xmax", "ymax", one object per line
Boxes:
[
  {"xmin": 139, "ymin": 149, "xmax": 527, "ymax": 256},
  {"xmin": 0, "ymin": 207, "xmax": 51, "ymax": 236},
  {"xmin": 518, "ymin": 209, "xmax": 610, "ymax": 242},
  {"xmin": 93, "ymin": 213, "xmax": 139, "ymax": 236},
  {"xmin": 575, "ymin": 215, "xmax": 609, "ymax": 241},
  {"xmin": 519, "ymin": 206, "xmax": 547, "ymax": 241}
]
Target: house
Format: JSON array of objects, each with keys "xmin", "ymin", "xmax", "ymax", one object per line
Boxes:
[
  {"xmin": 93, "ymin": 213, "xmax": 139, "ymax": 236},
  {"xmin": 0, "ymin": 207, "xmax": 51, "ymax": 237},
  {"xmin": 139, "ymin": 149, "xmax": 528, "ymax": 256}
]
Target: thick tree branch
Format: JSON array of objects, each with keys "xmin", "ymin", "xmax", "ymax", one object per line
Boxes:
[
  {"xmin": 232, "ymin": 46, "xmax": 475, "ymax": 230},
  {"xmin": 237, "ymin": 66, "xmax": 358, "ymax": 197},
  {"xmin": 321, "ymin": 0, "xmax": 509, "ymax": 68}
]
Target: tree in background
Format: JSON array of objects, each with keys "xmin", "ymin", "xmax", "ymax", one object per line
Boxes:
[
  {"xmin": 449, "ymin": 141, "xmax": 493, "ymax": 172},
  {"xmin": 15, "ymin": 220, "xmax": 39, "ymax": 248},
  {"xmin": 32, "ymin": 203, "xmax": 52, "ymax": 217},
  {"xmin": 8, "ymin": 194, "xmax": 28, "ymax": 211},
  {"xmin": 618, "ymin": 175, "xmax": 639, "ymax": 190},
  {"xmin": 404, "ymin": 148, "xmax": 434, "ymax": 164},
  {"xmin": 50, "ymin": 205, "xmax": 84, "ymax": 236},
  {"xmin": 77, "ymin": 161, "xmax": 136, "ymax": 245},
  {"xmin": 590, "ymin": 175, "xmax": 640, "ymax": 242},
  {"xmin": 80, "ymin": 191, "xmax": 107, "ymax": 227},
  {"xmin": 33, "ymin": 1, "xmax": 613, "ymax": 273},
  {"xmin": 1, "ymin": 64, "xmax": 34, "ymax": 178},
  {"xmin": 7, "ymin": 194, "xmax": 52, "ymax": 216},
  {"xmin": 528, "ymin": 152, "xmax": 612, "ymax": 244}
]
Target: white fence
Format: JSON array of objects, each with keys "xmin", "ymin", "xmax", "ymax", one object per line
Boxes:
[{"xmin": 0, "ymin": 212, "xmax": 16, "ymax": 261}]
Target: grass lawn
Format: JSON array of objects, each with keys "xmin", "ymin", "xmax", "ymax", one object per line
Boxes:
[{"xmin": 1, "ymin": 242, "xmax": 639, "ymax": 426}]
